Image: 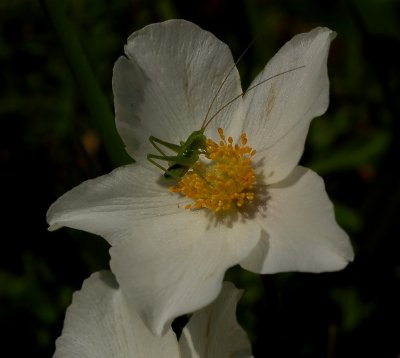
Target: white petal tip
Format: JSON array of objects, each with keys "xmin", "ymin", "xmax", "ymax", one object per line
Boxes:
[{"xmin": 48, "ymin": 223, "xmax": 60, "ymax": 232}]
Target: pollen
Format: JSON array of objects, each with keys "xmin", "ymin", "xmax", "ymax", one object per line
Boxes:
[{"xmin": 170, "ymin": 128, "xmax": 256, "ymax": 212}]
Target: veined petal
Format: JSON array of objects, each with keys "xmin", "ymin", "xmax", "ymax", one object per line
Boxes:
[
  {"xmin": 54, "ymin": 271, "xmax": 180, "ymax": 358},
  {"xmin": 47, "ymin": 163, "xmax": 261, "ymax": 336},
  {"xmin": 113, "ymin": 19, "xmax": 242, "ymax": 159},
  {"xmin": 242, "ymin": 27, "xmax": 335, "ymax": 184},
  {"xmin": 47, "ymin": 164, "xmax": 182, "ymax": 243},
  {"xmin": 241, "ymin": 166, "xmax": 354, "ymax": 273},
  {"xmin": 179, "ymin": 282, "xmax": 253, "ymax": 358},
  {"xmin": 110, "ymin": 210, "xmax": 261, "ymax": 336}
]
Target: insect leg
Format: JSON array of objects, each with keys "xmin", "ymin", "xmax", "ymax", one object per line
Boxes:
[
  {"xmin": 149, "ymin": 136, "xmax": 181, "ymax": 156},
  {"xmin": 147, "ymin": 153, "xmax": 194, "ymax": 165},
  {"xmin": 147, "ymin": 154, "xmax": 169, "ymax": 172}
]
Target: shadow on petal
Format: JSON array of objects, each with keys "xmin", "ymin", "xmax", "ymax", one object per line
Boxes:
[
  {"xmin": 240, "ymin": 229, "xmax": 270, "ymax": 272},
  {"xmin": 97, "ymin": 270, "xmax": 120, "ymax": 290}
]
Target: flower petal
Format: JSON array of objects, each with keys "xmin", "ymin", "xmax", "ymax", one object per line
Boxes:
[
  {"xmin": 241, "ymin": 166, "xmax": 354, "ymax": 273},
  {"xmin": 179, "ymin": 282, "xmax": 253, "ymax": 358},
  {"xmin": 110, "ymin": 210, "xmax": 261, "ymax": 336},
  {"xmin": 113, "ymin": 19, "xmax": 242, "ymax": 159},
  {"xmin": 242, "ymin": 27, "xmax": 335, "ymax": 184},
  {"xmin": 54, "ymin": 271, "xmax": 180, "ymax": 358},
  {"xmin": 47, "ymin": 164, "xmax": 182, "ymax": 243},
  {"xmin": 47, "ymin": 164, "xmax": 261, "ymax": 336}
]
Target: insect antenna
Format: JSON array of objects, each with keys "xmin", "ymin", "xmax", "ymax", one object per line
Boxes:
[
  {"xmin": 201, "ymin": 40, "xmax": 255, "ymax": 130},
  {"xmin": 202, "ymin": 65, "xmax": 306, "ymax": 130}
]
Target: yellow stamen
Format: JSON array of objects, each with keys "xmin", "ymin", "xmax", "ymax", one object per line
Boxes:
[{"xmin": 170, "ymin": 128, "xmax": 256, "ymax": 212}]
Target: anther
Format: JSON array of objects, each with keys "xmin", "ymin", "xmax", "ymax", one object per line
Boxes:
[{"xmin": 170, "ymin": 129, "xmax": 256, "ymax": 212}]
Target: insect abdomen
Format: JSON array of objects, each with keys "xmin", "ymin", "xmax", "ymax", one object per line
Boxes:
[{"xmin": 164, "ymin": 164, "xmax": 189, "ymax": 179}]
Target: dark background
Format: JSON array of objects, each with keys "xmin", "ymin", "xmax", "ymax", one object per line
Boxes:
[{"xmin": 1, "ymin": 0, "xmax": 400, "ymax": 356}]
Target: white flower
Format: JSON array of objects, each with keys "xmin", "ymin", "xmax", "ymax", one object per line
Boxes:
[
  {"xmin": 53, "ymin": 272, "xmax": 252, "ymax": 358},
  {"xmin": 47, "ymin": 20, "xmax": 354, "ymax": 335}
]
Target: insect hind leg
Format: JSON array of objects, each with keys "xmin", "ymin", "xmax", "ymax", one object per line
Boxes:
[
  {"xmin": 147, "ymin": 153, "xmax": 195, "ymax": 173},
  {"xmin": 147, "ymin": 154, "xmax": 169, "ymax": 172},
  {"xmin": 149, "ymin": 136, "xmax": 181, "ymax": 156}
]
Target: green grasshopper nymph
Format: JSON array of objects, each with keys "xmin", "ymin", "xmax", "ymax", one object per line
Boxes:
[
  {"xmin": 147, "ymin": 129, "xmax": 207, "ymax": 180},
  {"xmin": 146, "ymin": 65, "xmax": 305, "ymax": 180}
]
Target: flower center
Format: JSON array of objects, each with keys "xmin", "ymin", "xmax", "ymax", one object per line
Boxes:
[{"xmin": 170, "ymin": 128, "xmax": 256, "ymax": 212}]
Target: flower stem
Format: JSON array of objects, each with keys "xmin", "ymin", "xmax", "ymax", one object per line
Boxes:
[{"xmin": 40, "ymin": 0, "xmax": 131, "ymax": 167}]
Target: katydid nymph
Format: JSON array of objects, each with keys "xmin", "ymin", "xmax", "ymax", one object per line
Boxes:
[
  {"xmin": 146, "ymin": 57, "xmax": 305, "ymax": 180},
  {"xmin": 147, "ymin": 129, "xmax": 207, "ymax": 180}
]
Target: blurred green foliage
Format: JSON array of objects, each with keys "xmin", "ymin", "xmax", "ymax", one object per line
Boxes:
[{"xmin": 1, "ymin": 0, "xmax": 400, "ymax": 356}]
